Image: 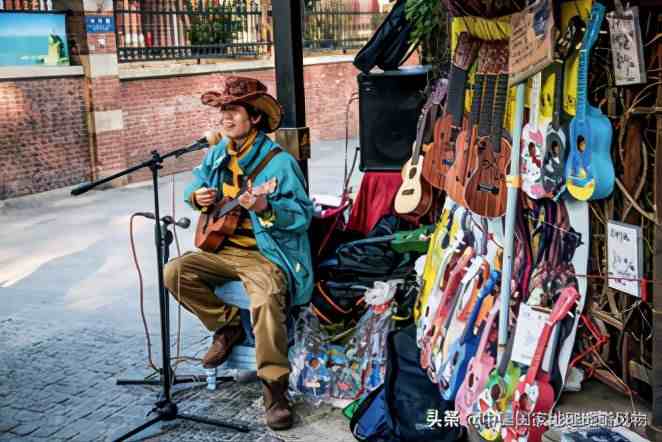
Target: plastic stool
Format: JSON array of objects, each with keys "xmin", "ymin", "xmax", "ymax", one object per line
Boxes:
[{"xmin": 213, "ymin": 281, "xmax": 257, "ymax": 371}]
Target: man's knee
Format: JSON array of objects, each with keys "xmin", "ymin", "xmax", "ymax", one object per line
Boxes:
[{"xmin": 163, "ymin": 259, "xmax": 181, "ymax": 293}]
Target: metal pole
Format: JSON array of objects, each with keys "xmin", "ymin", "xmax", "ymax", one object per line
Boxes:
[
  {"xmin": 497, "ymin": 82, "xmax": 525, "ymax": 364},
  {"xmin": 272, "ymin": 0, "xmax": 309, "ymax": 183}
]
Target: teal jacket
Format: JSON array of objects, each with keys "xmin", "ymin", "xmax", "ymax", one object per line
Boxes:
[{"xmin": 184, "ymin": 132, "xmax": 314, "ymax": 306}]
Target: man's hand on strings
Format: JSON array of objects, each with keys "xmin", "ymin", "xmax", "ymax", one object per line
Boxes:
[{"xmin": 239, "ymin": 180, "xmax": 269, "ymax": 213}]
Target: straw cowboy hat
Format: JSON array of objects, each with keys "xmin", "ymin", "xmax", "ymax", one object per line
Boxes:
[{"xmin": 201, "ymin": 76, "xmax": 283, "ymax": 133}]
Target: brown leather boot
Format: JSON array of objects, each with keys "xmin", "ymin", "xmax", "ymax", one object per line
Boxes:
[
  {"xmin": 262, "ymin": 376, "xmax": 293, "ymax": 430},
  {"xmin": 202, "ymin": 324, "xmax": 245, "ymax": 369}
]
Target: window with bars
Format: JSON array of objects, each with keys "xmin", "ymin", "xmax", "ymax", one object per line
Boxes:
[{"xmin": 113, "ymin": 0, "xmax": 386, "ymax": 63}]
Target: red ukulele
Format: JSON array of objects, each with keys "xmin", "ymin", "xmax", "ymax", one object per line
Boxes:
[{"xmin": 505, "ymin": 287, "xmax": 581, "ymax": 442}]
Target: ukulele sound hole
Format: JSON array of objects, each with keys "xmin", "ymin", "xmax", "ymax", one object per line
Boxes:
[
  {"xmin": 408, "ymin": 168, "xmax": 417, "ymax": 179},
  {"xmin": 402, "ymin": 189, "xmax": 415, "ymax": 196},
  {"xmin": 490, "ymin": 384, "xmax": 502, "ymax": 401},
  {"xmin": 478, "ymin": 184, "xmax": 499, "ymax": 194},
  {"xmin": 519, "ymin": 392, "xmax": 533, "ymax": 413},
  {"xmin": 468, "ymin": 373, "xmax": 475, "ymax": 388},
  {"xmin": 577, "ymin": 135, "xmax": 586, "ymax": 152}
]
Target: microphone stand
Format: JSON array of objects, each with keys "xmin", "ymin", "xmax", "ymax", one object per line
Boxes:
[{"xmin": 71, "ymin": 142, "xmax": 251, "ymax": 441}]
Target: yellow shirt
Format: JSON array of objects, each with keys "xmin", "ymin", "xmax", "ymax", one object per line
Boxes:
[{"xmin": 222, "ymin": 130, "xmax": 258, "ymax": 249}]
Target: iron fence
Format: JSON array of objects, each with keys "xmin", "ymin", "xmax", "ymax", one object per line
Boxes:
[
  {"xmin": 114, "ymin": 0, "xmax": 386, "ymax": 63},
  {"xmin": 0, "ymin": 0, "xmax": 53, "ymax": 10}
]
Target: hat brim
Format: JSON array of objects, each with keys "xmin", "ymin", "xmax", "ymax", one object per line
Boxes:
[{"xmin": 201, "ymin": 91, "xmax": 283, "ymax": 133}]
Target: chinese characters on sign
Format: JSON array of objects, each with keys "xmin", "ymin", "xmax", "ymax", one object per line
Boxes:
[
  {"xmin": 425, "ymin": 410, "xmax": 649, "ymax": 430},
  {"xmin": 85, "ymin": 16, "xmax": 115, "ymax": 34}
]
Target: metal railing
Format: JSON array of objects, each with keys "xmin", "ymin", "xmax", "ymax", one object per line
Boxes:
[
  {"xmin": 0, "ymin": 0, "xmax": 52, "ymax": 10},
  {"xmin": 113, "ymin": 0, "xmax": 386, "ymax": 63}
]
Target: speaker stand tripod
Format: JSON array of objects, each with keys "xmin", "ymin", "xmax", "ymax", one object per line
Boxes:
[{"xmin": 71, "ymin": 145, "xmax": 251, "ymax": 441}]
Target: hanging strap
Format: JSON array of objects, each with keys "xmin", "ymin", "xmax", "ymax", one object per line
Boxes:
[{"xmin": 242, "ymin": 147, "xmax": 283, "ymax": 188}]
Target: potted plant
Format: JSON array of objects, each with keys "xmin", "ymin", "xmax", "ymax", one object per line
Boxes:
[{"xmin": 185, "ymin": 0, "xmax": 244, "ymax": 56}]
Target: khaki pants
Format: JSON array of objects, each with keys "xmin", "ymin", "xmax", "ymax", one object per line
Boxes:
[{"xmin": 164, "ymin": 246, "xmax": 289, "ymax": 382}]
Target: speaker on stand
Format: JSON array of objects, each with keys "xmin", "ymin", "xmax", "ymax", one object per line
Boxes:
[{"xmin": 358, "ymin": 65, "xmax": 431, "ymax": 172}]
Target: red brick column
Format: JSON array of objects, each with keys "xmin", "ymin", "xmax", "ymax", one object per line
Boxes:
[{"xmin": 63, "ymin": 1, "xmax": 127, "ymax": 185}]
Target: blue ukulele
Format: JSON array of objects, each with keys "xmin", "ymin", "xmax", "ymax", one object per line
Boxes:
[
  {"xmin": 565, "ymin": 3, "xmax": 614, "ymax": 201},
  {"xmin": 437, "ymin": 269, "xmax": 500, "ymax": 401}
]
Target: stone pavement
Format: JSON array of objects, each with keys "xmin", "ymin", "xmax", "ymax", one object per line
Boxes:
[{"xmin": 0, "ymin": 138, "xmax": 361, "ymax": 442}]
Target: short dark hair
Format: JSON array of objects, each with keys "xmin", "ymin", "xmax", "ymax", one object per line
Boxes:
[{"xmin": 241, "ymin": 103, "xmax": 270, "ymax": 132}]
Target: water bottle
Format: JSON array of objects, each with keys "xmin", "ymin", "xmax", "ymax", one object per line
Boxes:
[{"xmin": 206, "ymin": 368, "xmax": 217, "ymax": 391}]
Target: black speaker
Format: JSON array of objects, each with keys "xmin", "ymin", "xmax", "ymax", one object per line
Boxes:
[{"xmin": 358, "ymin": 65, "xmax": 430, "ymax": 172}]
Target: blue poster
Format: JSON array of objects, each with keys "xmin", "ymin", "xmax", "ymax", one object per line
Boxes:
[{"xmin": 0, "ymin": 12, "xmax": 70, "ymax": 66}]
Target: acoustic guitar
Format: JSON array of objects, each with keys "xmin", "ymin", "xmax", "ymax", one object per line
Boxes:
[
  {"xmin": 464, "ymin": 41, "xmax": 512, "ymax": 218},
  {"xmin": 445, "ymin": 42, "xmax": 491, "ymax": 207},
  {"xmin": 394, "ymin": 79, "xmax": 448, "ymax": 216},
  {"xmin": 195, "ymin": 178, "xmax": 278, "ymax": 252},
  {"xmin": 423, "ymin": 32, "xmax": 480, "ymax": 190},
  {"xmin": 541, "ymin": 16, "xmax": 585, "ymax": 198},
  {"xmin": 565, "ymin": 3, "xmax": 614, "ymax": 201},
  {"xmin": 505, "ymin": 287, "xmax": 580, "ymax": 442}
]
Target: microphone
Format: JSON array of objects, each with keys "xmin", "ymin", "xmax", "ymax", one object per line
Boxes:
[
  {"xmin": 204, "ymin": 130, "xmax": 223, "ymax": 146},
  {"xmin": 176, "ymin": 131, "xmax": 222, "ymax": 157}
]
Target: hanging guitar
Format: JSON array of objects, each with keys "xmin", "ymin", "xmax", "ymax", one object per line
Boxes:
[
  {"xmin": 438, "ymin": 270, "xmax": 500, "ymax": 400},
  {"xmin": 505, "ymin": 287, "xmax": 581, "ymax": 442},
  {"xmin": 455, "ymin": 302, "xmax": 499, "ymax": 427},
  {"xmin": 520, "ymin": 72, "xmax": 547, "ymax": 199},
  {"xmin": 564, "ymin": 3, "xmax": 614, "ymax": 201},
  {"xmin": 445, "ymin": 42, "xmax": 492, "ymax": 207},
  {"xmin": 541, "ymin": 16, "xmax": 585, "ymax": 198},
  {"xmin": 394, "ymin": 79, "xmax": 448, "ymax": 216},
  {"xmin": 423, "ymin": 32, "xmax": 480, "ymax": 190},
  {"xmin": 195, "ymin": 177, "xmax": 278, "ymax": 252},
  {"xmin": 464, "ymin": 41, "xmax": 512, "ymax": 218}
]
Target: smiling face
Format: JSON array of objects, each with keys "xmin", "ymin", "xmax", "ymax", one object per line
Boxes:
[{"xmin": 220, "ymin": 104, "xmax": 262, "ymax": 141}]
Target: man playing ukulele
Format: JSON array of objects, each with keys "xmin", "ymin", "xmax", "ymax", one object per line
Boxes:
[{"xmin": 164, "ymin": 76, "xmax": 313, "ymax": 430}]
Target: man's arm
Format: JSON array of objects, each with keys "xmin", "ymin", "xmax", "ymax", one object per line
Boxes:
[
  {"xmin": 260, "ymin": 154, "xmax": 313, "ymax": 234},
  {"xmin": 183, "ymin": 146, "xmax": 221, "ymax": 210}
]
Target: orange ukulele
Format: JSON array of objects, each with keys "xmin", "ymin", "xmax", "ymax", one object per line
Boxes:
[
  {"xmin": 445, "ymin": 42, "xmax": 492, "ymax": 207},
  {"xmin": 464, "ymin": 41, "xmax": 511, "ymax": 218},
  {"xmin": 422, "ymin": 33, "xmax": 480, "ymax": 190},
  {"xmin": 195, "ymin": 178, "xmax": 277, "ymax": 252}
]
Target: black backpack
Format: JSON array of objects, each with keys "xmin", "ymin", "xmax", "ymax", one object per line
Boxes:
[
  {"xmin": 350, "ymin": 325, "xmax": 464, "ymax": 442},
  {"xmin": 384, "ymin": 324, "xmax": 463, "ymax": 442},
  {"xmin": 353, "ymin": 0, "xmax": 419, "ymax": 74}
]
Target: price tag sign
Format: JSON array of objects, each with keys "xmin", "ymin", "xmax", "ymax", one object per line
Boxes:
[{"xmin": 85, "ymin": 16, "xmax": 115, "ymax": 34}]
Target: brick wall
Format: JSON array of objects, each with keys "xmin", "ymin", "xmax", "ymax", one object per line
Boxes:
[
  {"xmin": 121, "ymin": 61, "xmax": 364, "ymax": 183},
  {"xmin": 1, "ymin": 55, "xmax": 419, "ymax": 198},
  {"xmin": 0, "ymin": 78, "xmax": 90, "ymax": 199}
]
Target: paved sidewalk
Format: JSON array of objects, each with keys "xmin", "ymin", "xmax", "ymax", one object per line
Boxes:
[{"xmin": 0, "ymin": 139, "xmax": 362, "ymax": 442}]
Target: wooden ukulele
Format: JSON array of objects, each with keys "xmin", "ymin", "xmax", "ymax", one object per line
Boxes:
[
  {"xmin": 423, "ymin": 32, "xmax": 480, "ymax": 190},
  {"xmin": 195, "ymin": 178, "xmax": 278, "ymax": 252},
  {"xmin": 455, "ymin": 302, "xmax": 499, "ymax": 426},
  {"xmin": 565, "ymin": 3, "xmax": 614, "ymax": 201},
  {"xmin": 464, "ymin": 41, "xmax": 512, "ymax": 218},
  {"xmin": 541, "ymin": 16, "xmax": 585, "ymax": 198},
  {"xmin": 505, "ymin": 287, "xmax": 580, "ymax": 442},
  {"xmin": 520, "ymin": 72, "xmax": 547, "ymax": 199},
  {"xmin": 445, "ymin": 42, "xmax": 492, "ymax": 207},
  {"xmin": 394, "ymin": 79, "xmax": 448, "ymax": 216}
]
